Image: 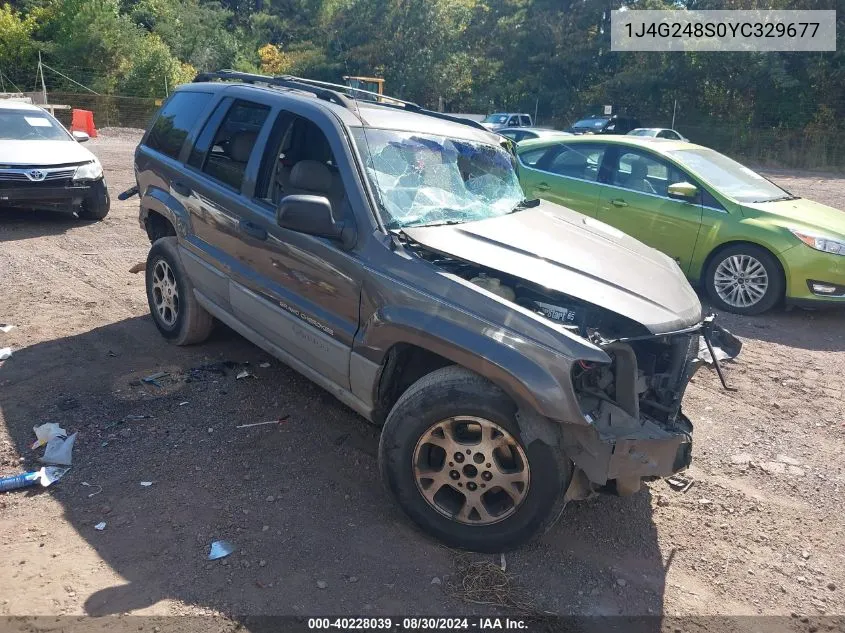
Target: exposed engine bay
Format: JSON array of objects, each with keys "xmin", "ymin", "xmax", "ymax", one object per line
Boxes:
[{"xmin": 412, "ymin": 245, "xmax": 742, "ymax": 493}]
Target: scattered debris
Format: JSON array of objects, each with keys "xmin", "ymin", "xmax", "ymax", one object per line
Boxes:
[
  {"xmin": 0, "ymin": 347, "xmax": 12, "ymax": 361},
  {"xmin": 179, "ymin": 401, "xmax": 189, "ymax": 406},
  {"xmin": 41, "ymin": 432, "xmax": 77, "ymax": 466},
  {"xmin": 31, "ymin": 423, "xmax": 67, "ymax": 449},
  {"xmin": 236, "ymin": 369, "xmax": 255, "ymax": 380},
  {"xmin": 208, "ymin": 540, "xmax": 235, "ymax": 560},
  {"xmin": 698, "ymin": 498, "xmax": 713, "ymax": 506},
  {"xmin": 666, "ymin": 474, "xmax": 694, "ymax": 493},
  {"xmin": 760, "ymin": 461, "xmax": 787, "ymax": 475},
  {"xmin": 104, "ymin": 413, "xmax": 152, "ymax": 430},
  {"xmin": 142, "ymin": 371, "xmax": 169, "ymax": 387},
  {"xmin": 94, "ymin": 522, "xmax": 106, "ymax": 531},
  {"xmin": 316, "ymin": 580, "xmax": 328, "ymax": 589},
  {"xmin": 140, "ymin": 481, "xmax": 154, "ymax": 487},
  {"xmin": 500, "ymin": 553, "xmax": 506, "ymax": 572},
  {"xmin": 431, "ymin": 577, "xmax": 441, "ymax": 585},
  {"xmin": 128, "ymin": 262, "xmax": 145, "ymax": 274},
  {"xmin": 0, "ymin": 324, "xmax": 15, "ymax": 333},
  {"xmin": 445, "ymin": 553, "xmax": 540, "ymax": 615},
  {"xmin": 259, "ymin": 362, "xmax": 271, "ymax": 368},
  {"xmin": 616, "ymin": 578, "xmax": 628, "ymax": 588},
  {"xmin": 236, "ymin": 416, "xmax": 290, "ymax": 429},
  {"xmin": 81, "ymin": 482, "xmax": 103, "ymax": 497},
  {"xmin": 0, "ymin": 467, "xmax": 69, "ymax": 492},
  {"xmin": 188, "ymin": 360, "xmax": 239, "ymax": 381}
]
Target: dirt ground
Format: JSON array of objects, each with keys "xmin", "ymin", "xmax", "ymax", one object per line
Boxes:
[{"xmin": 0, "ymin": 130, "xmax": 844, "ymax": 630}]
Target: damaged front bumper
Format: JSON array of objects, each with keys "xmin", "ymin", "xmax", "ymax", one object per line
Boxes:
[
  {"xmin": 564, "ymin": 318, "xmax": 741, "ymax": 496},
  {"xmin": 0, "ymin": 180, "xmax": 101, "ymax": 213}
]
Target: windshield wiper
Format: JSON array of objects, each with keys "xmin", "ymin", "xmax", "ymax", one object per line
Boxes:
[
  {"xmin": 508, "ymin": 198, "xmax": 541, "ymax": 214},
  {"xmin": 404, "ymin": 219, "xmax": 464, "ymax": 229}
]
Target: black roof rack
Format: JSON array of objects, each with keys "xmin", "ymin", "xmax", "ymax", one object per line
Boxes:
[{"xmin": 193, "ymin": 70, "xmax": 489, "ymax": 133}]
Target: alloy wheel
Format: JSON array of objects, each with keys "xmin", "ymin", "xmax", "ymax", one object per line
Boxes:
[
  {"xmin": 413, "ymin": 416, "xmax": 530, "ymax": 525},
  {"xmin": 713, "ymin": 254, "xmax": 769, "ymax": 309},
  {"xmin": 151, "ymin": 259, "xmax": 179, "ymax": 326}
]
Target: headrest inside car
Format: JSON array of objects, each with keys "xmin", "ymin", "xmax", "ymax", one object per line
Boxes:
[
  {"xmin": 229, "ymin": 131, "xmax": 257, "ymax": 163},
  {"xmin": 290, "ymin": 160, "xmax": 332, "ymax": 193}
]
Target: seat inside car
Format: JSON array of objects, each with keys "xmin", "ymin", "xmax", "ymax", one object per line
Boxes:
[
  {"xmin": 273, "ymin": 118, "xmax": 344, "ymax": 210},
  {"xmin": 206, "ymin": 129, "xmax": 256, "ymax": 189}
]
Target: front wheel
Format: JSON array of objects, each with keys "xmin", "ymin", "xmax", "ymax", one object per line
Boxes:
[
  {"xmin": 379, "ymin": 366, "xmax": 569, "ymax": 552},
  {"xmin": 77, "ymin": 179, "xmax": 110, "ymax": 220},
  {"xmin": 704, "ymin": 244, "xmax": 783, "ymax": 315}
]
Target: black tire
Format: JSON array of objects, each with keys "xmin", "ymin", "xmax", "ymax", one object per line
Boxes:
[
  {"xmin": 704, "ymin": 243, "xmax": 784, "ymax": 316},
  {"xmin": 77, "ymin": 179, "xmax": 110, "ymax": 221},
  {"xmin": 145, "ymin": 237, "xmax": 214, "ymax": 345},
  {"xmin": 379, "ymin": 366, "xmax": 569, "ymax": 552}
]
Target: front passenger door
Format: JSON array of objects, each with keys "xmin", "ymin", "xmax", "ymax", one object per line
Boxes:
[{"xmin": 597, "ymin": 148, "xmax": 703, "ymax": 272}]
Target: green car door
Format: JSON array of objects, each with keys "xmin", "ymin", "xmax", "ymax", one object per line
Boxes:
[
  {"xmin": 518, "ymin": 142, "xmax": 607, "ymax": 217},
  {"xmin": 596, "ymin": 146, "xmax": 704, "ymax": 274}
]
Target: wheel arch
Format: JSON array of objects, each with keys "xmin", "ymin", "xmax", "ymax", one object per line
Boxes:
[{"xmin": 701, "ymin": 239, "xmax": 787, "ymax": 288}]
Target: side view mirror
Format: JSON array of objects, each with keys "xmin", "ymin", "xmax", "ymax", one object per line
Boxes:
[
  {"xmin": 276, "ymin": 194, "xmax": 355, "ymax": 248},
  {"xmin": 72, "ymin": 131, "xmax": 90, "ymax": 143},
  {"xmin": 667, "ymin": 181, "xmax": 698, "ymax": 200}
]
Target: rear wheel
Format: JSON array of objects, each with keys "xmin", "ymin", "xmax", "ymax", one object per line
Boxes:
[
  {"xmin": 145, "ymin": 237, "xmax": 213, "ymax": 345},
  {"xmin": 704, "ymin": 244, "xmax": 783, "ymax": 315},
  {"xmin": 379, "ymin": 366, "xmax": 568, "ymax": 552}
]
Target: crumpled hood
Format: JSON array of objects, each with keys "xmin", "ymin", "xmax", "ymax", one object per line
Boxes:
[
  {"xmin": 0, "ymin": 140, "xmax": 95, "ymax": 166},
  {"xmin": 405, "ymin": 201, "xmax": 703, "ymax": 333}
]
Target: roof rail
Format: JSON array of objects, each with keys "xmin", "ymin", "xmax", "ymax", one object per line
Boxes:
[
  {"xmin": 194, "ymin": 70, "xmax": 490, "ymax": 133},
  {"xmin": 192, "ymin": 70, "xmax": 359, "ymax": 113}
]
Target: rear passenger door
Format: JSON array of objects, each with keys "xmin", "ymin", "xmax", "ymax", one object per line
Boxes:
[
  {"xmin": 518, "ymin": 142, "xmax": 606, "ymax": 217},
  {"xmin": 174, "ymin": 96, "xmax": 273, "ymax": 309}
]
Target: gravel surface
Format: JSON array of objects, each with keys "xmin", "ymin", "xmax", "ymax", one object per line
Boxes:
[{"xmin": 0, "ymin": 132, "xmax": 843, "ymax": 627}]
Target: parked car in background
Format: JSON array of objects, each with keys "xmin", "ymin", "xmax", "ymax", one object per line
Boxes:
[
  {"xmin": 498, "ymin": 127, "xmax": 572, "ymax": 143},
  {"xmin": 628, "ymin": 127, "xmax": 688, "ymax": 141},
  {"xmin": 131, "ymin": 71, "xmax": 738, "ymax": 552},
  {"xmin": 516, "ymin": 135, "xmax": 845, "ymax": 315},
  {"xmin": 480, "ymin": 112, "xmax": 533, "ymax": 131},
  {"xmin": 0, "ymin": 101, "xmax": 110, "ymax": 220},
  {"xmin": 568, "ymin": 114, "xmax": 641, "ymax": 135}
]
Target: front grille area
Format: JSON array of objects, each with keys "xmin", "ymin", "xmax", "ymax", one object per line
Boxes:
[
  {"xmin": 0, "ymin": 167, "xmax": 78, "ymax": 182},
  {"xmin": 0, "ymin": 177, "xmax": 76, "ymax": 190}
]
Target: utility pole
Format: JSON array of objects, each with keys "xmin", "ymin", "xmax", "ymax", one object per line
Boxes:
[
  {"xmin": 534, "ymin": 97, "xmax": 539, "ymax": 125},
  {"xmin": 164, "ymin": 75, "xmax": 169, "ymax": 97},
  {"xmin": 671, "ymin": 98, "xmax": 677, "ymax": 129},
  {"xmin": 38, "ymin": 51, "xmax": 47, "ymax": 105}
]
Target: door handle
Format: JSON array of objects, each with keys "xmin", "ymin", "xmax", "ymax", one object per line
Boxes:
[
  {"xmin": 610, "ymin": 198, "xmax": 628, "ymax": 207},
  {"xmin": 172, "ymin": 181, "xmax": 192, "ymax": 196},
  {"xmin": 536, "ymin": 182, "xmax": 551, "ymax": 192},
  {"xmin": 239, "ymin": 219, "xmax": 267, "ymax": 241}
]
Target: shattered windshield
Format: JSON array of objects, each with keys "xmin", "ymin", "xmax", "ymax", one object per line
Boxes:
[{"xmin": 353, "ymin": 128, "xmax": 525, "ymax": 229}]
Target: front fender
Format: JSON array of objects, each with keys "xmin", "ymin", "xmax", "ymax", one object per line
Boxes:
[{"xmin": 355, "ymin": 302, "xmax": 607, "ymax": 425}]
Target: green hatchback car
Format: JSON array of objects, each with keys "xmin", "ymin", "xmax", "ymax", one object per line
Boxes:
[{"xmin": 516, "ymin": 136, "xmax": 845, "ymax": 314}]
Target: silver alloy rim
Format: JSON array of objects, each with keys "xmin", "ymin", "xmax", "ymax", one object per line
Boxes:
[
  {"xmin": 412, "ymin": 416, "xmax": 530, "ymax": 526},
  {"xmin": 151, "ymin": 259, "xmax": 179, "ymax": 326},
  {"xmin": 713, "ymin": 254, "xmax": 769, "ymax": 308}
]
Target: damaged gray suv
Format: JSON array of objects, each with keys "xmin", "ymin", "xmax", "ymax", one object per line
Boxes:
[{"xmin": 129, "ymin": 72, "xmax": 740, "ymax": 552}]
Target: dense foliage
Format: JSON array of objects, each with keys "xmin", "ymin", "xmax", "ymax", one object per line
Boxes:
[{"xmin": 1, "ymin": 0, "xmax": 843, "ymax": 165}]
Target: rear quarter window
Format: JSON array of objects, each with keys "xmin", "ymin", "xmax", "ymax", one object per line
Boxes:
[{"xmin": 145, "ymin": 91, "xmax": 213, "ymax": 160}]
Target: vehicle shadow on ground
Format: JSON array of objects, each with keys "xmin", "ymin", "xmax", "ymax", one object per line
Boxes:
[
  {"xmin": 0, "ymin": 208, "xmax": 85, "ymax": 242},
  {"xmin": 0, "ymin": 316, "xmax": 666, "ymax": 625}
]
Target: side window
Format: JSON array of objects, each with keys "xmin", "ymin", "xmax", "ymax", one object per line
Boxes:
[
  {"xmin": 700, "ymin": 188, "xmax": 725, "ymax": 210},
  {"xmin": 518, "ymin": 146, "xmax": 553, "ymax": 168},
  {"xmin": 520, "ymin": 115, "xmax": 531, "ymax": 126},
  {"xmin": 543, "ymin": 144, "xmax": 606, "ymax": 181},
  {"xmin": 201, "ymin": 99, "xmax": 270, "ymax": 191},
  {"xmin": 613, "ymin": 150, "xmax": 670, "ymax": 195},
  {"xmin": 259, "ymin": 114, "xmax": 345, "ymax": 211},
  {"xmin": 508, "ymin": 116, "xmax": 520, "ymax": 126},
  {"xmin": 145, "ymin": 91, "xmax": 213, "ymax": 159},
  {"xmin": 188, "ymin": 97, "xmax": 233, "ymax": 168},
  {"xmin": 658, "ymin": 130, "xmax": 679, "ymax": 140}
]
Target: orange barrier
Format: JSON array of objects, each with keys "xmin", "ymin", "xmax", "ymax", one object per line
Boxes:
[{"xmin": 70, "ymin": 109, "xmax": 97, "ymax": 138}]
